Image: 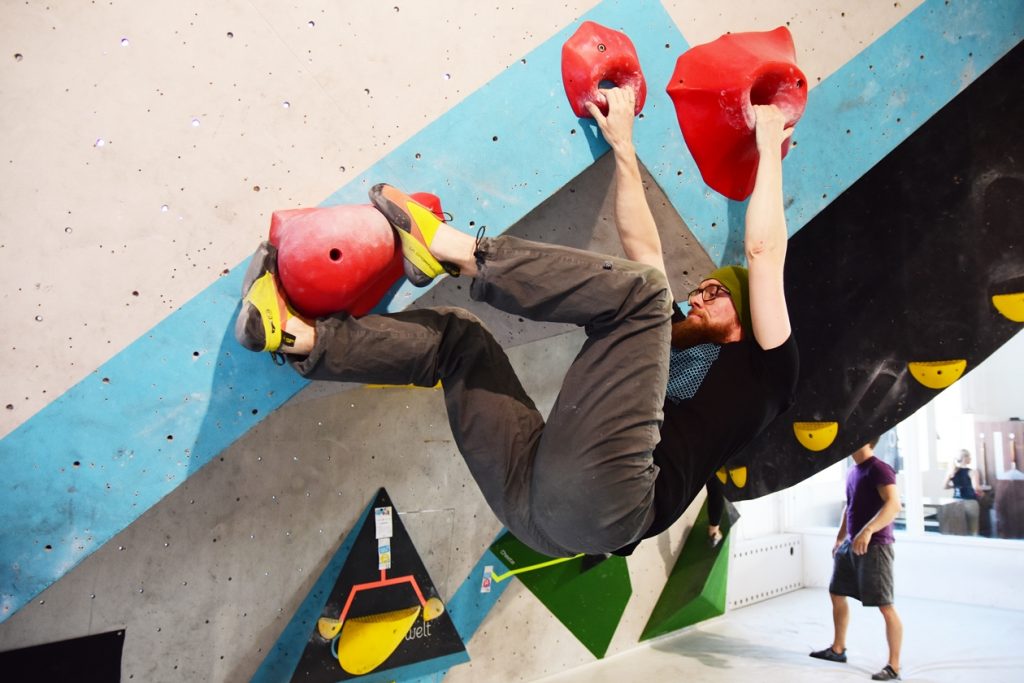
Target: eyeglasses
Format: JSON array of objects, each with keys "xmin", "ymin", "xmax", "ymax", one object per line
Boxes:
[{"xmin": 687, "ymin": 283, "xmax": 732, "ymax": 302}]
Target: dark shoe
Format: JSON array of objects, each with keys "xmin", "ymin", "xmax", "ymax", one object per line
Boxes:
[
  {"xmin": 234, "ymin": 241, "xmax": 298, "ymax": 359},
  {"xmin": 368, "ymin": 183, "xmax": 459, "ymax": 286},
  {"xmin": 871, "ymin": 665, "xmax": 900, "ymax": 680},
  {"xmin": 809, "ymin": 646, "xmax": 847, "ymax": 663}
]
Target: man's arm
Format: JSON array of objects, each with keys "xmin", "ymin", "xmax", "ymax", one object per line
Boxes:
[
  {"xmin": 851, "ymin": 484, "xmax": 901, "ymax": 555},
  {"xmin": 833, "ymin": 503, "xmax": 848, "ymax": 557},
  {"xmin": 745, "ymin": 105, "xmax": 793, "ymax": 350},
  {"xmin": 586, "ymin": 88, "xmax": 670, "ymax": 295}
]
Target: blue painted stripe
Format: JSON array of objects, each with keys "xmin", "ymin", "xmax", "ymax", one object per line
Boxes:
[
  {"xmin": 0, "ymin": 266, "xmax": 308, "ymax": 620},
  {"xmin": 392, "ymin": 545, "xmax": 512, "ymax": 682},
  {"xmin": 1, "ymin": 0, "xmax": 1021, "ymax": 624},
  {"xmin": 443, "ymin": 547, "xmax": 513, "ymax": 643},
  {"xmin": 319, "ymin": 0, "xmax": 689, "ymax": 312},
  {"xmin": 375, "ymin": 651, "xmax": 470, "ymax": 683},
  {"xmin": 250, "ymin": 502, "xmax": 371, "ymax": 683}
]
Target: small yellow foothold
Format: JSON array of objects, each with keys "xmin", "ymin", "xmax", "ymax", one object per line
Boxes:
[
  {"xmin": 907, "ymin": 359, "xmax": 967, "ymax": 389},
  {"xmin": 793, "ymin": 421, "xmax": 839, "ymax": 452},
  {"xmin": 992, "ymin": 292, "xmax": 1024, "ymax": 322},
  {"xmin": 715, "ymin": 468, "xmax": 728, "ymax": 484},
  {"xmin": 423, "ymin": 596, "xmax": 445, "ymax": 621},
  {"xmin": 317, "ymin": 616, "xmax": 342, "ymax": 639},
  {"xmin": 728, "ymin": 467, "xmax": 747, "ymax": 488}
]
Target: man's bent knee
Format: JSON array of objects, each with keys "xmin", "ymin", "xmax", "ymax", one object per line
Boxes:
[{"xmin": 532, "ymin": 480, "xmax": 653, "ymax": 554}]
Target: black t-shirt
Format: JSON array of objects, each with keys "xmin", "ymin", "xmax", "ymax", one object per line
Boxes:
[
  {"xmin": 951, "ymin": 468, "xmax": 978, "ymax": 500},
  {"xmin": 613, "ymin": 305, "xmax": 799, "ymax": 555}
]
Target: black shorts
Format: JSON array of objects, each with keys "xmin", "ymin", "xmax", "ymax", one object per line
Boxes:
[{"xmin": 828, "ymin": 539, "xmax": 895, "ymax": 607}]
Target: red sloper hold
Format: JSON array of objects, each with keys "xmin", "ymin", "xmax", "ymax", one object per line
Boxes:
[
  {"xmin": 666, "ymin": 26, "xmax": 807, "ymax": 201},
  {"xmin": 562, "ymin": 20, "xmax": 647, "ymax": 117},
  {"xmin": 269, "ymin": 193, "xmax": 445, "ymax": 318}
]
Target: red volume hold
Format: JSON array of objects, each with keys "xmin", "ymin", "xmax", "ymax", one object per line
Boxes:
[
  {"xmin": 562, "ymin": 21, "xmax": 646, "ymax": 118},
  {"xmin": 666, "ymin": 26, "xmax": 807, "ymax": 201},
  {"xmin": 269, "ymin": 193, "xmax": 445, "ymax": 318}
]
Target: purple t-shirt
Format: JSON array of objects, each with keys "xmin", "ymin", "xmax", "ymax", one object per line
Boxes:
[{"xmin": 845, "ymin": 456, "xmax": 896, "ymax": 545}]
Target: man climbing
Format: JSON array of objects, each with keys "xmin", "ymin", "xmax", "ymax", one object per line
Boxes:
[
  {"xmin": 810, "ymin": 438, "xmax": 903, "ymax": 681},
  {"xmin": 234, "ymin": 89, "xmax": 797, "ymax": 558},
  {"xmin": 585, "ymin": 88, "xmax": 799, "ymax": 554}
]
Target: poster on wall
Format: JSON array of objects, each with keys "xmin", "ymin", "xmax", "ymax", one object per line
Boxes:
[{"xmin": 289, "ymin": 488, "xmax": 467, "ymax": 682}]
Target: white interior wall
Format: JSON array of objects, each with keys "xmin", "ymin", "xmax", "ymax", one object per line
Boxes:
[{"xmin": 960, "ymin": 329, "xmax": 1024, "ymax": 419}]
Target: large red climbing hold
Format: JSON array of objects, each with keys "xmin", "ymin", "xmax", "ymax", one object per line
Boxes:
[
  {"xmin": 666, "ymin": 26, "xmax": 807, "ymax": 201},
  {"xmin": 562, "ymin": 21, "xmax": 646, "ymax": 118},
  {"xmin": 269, "ymin": 193, "xmax": 445, "ymax": 317}
]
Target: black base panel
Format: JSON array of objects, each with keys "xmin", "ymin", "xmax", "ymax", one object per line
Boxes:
[
  {"xmin": 724, "ymin": 39, "xmax": 1024, "ymax": 499},
  {"xmin": 0, "ymin": 629, "xmax": 125, "ymax": 682}
]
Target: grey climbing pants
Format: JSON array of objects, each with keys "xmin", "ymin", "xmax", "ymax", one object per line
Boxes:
[{"xmin": 292, "ymin": 235, "xmax": 672, "ymax": 557}]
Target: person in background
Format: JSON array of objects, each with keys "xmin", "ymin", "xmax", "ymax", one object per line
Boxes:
[
  {"xmin": 943, "ymin": 448, "xmax": 980, "ymax": 535},
  {"xmin": 810, "ymin": 437, "xmax": 903, "ymax": 681}
]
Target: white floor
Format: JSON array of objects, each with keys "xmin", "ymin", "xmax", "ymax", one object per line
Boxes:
[{"xmin": 533, "ymin": 588, "xmax": 1024, "ymax": 683}]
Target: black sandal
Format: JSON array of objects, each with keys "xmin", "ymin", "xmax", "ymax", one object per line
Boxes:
[{"xmin": 871, "ymin": 664, "xmax": 900, "ymax": 680}]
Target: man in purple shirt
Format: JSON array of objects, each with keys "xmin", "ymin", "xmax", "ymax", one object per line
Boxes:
[{"xmin": 810, "ymin": 437, "xmax": 903, "ymax": 681}]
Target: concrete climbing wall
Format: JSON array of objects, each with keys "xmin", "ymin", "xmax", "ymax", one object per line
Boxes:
[{"xmin": 1, "ymin": 1, "xmax": 1021, "ymax": 681}]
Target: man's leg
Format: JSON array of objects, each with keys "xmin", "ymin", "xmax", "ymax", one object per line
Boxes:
[
  {"xmin": 809, "ymin": 592, "xmax": 849, "ymax": 662},
  {"xmin": 239, "ymin": 188, "xmax": 670, "ymax": 557},
  {"xmin": 372, "ymin": 184, "xmax": 672, "ymax": 554},
  {"xmin": 373, "ymin": 185, "xmax": 672, "ymax": 553},
  {"xmin": 470, "ymin": 235, "xmax": 671, "ymax": 553},
  {"xmin": 861, "ymin": 543, "xmax": 901, "ymax": 678},
  {"xmin": 830, "ymin": 593, "xmax": 850, "ymax": 654},
  {"xmin": 878, "ymin": 604, "xmax": 903, "ymax": 673},
  {"xmin": 289, "ymin": 306, "xmax": 566, "ymax": 552},
  {"xmin": 854, "ymin": 543, "xmax": 901, "ymax": 679},
  {"xmin": 812, "ymin": 541, "xmax": 854, "ymax": 663}
]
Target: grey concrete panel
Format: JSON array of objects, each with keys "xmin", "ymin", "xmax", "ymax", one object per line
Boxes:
[{"xmin": 0, "ymin": 329, "xmax": 590, "ymax": 681}]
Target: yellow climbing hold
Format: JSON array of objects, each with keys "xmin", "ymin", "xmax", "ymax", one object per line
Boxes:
[
  {"xmin": 338, "ymin": 605, "xmax": 422, "ymax": 675},
  {"xmin": 715, "ymin": 468, "xmax": 728, "ymax": 484},
  {"xmin": 793, "ymin": 421, "xmax": 839, "ymax": 452},
  {"xmin": 728, "ymin": 467, "xmax": 747, "ymax": 489},
  {"xmin": 992, "ymin": 292, "xmax": 1024, "ymax": 322},
  {"xmin": 907, "ymin": 359, "xmax": 967, "ymax": 389},
  {"xmin": 423, "ymin": 596, "xmax": 445, "ymax": 621},
  {"xmin": 317, "ymin": 616, "xmax": 343, "ymax": 639}
]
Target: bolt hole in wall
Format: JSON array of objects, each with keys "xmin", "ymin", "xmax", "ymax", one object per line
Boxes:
[{"xmin": 785, "ymin": 333, "xmax": 1024, "ymax": 544}]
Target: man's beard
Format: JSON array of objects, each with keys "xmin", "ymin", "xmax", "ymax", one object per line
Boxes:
[{"xmin": 673, "ymin": 314, "xmax": 736, "ymax": 349}]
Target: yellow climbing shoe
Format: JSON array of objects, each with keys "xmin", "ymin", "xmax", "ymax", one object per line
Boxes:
[
  {"xmin": 369, "ymin": 183, "xmax": 459, "ymax": 286},
  {"xmin": 234, "ymin": 241, "xmax": 300, "ymax": 358}
]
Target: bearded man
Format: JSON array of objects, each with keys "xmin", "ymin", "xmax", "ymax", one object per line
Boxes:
[
  {"xmin": 587, "ymin": 89, "xmax": 799, "ymax": 555},
  {"xmin": 234, "ymin": 89, "xmax": 797, "ymax": 558}
]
